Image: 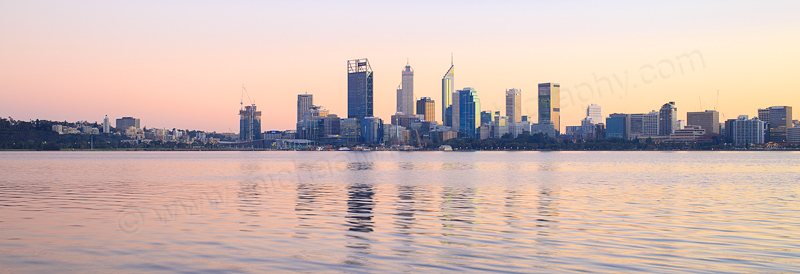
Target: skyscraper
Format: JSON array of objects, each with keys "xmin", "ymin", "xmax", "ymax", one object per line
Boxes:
[
  {"xmin": 687, "ymin": 110, "xmax": 720, "ymax": 134},
  {"xmin": 239, "ymin": 105, "xmax": 262, "ymax": 141},
  {"xmin": 416, "ymin": 97, "xmax": 435, "ymax": 122},
  {"xmin": 442, "ymin": 58, "xmax": 455, "ymax": 127},
  {"xmin": 505, "ymin": 88, "xmax": 521, "ymax": 123},
  {"xmin": 658, "ymin": 102, "xmax": 677, "ymax": 136},
  {"xmin": 763, "ymin": 106, "xmax": 793, "ymax": 142},
  {"xmin": 396, "ymin": 62, "xmax": 414, "ymax": 115},
  {"xmin": 457, "ymin": 87, "xmax": 481, "ymax": 139},
  {"xmin": 586, "ymin": 104, "xmax": 602, "ymax": 124},
  {"xmin": 606, "ymin": 114, "xmax": 631, "ymax": 140},
  {"xmin": 103, "ymin": 115, "xmax": 110, "ymax": 133},
  {"xmin": 538, "ymin": 83, "xmax": 561, "ymax": 133},
  {"xmin": 347, "ymin": 58, "xmax": 373, "ymax": 121},
  {"xmin": 297, "ymin": 94, "xmax": 313, "ymax": 123}
]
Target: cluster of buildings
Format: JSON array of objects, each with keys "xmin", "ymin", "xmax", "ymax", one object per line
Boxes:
[
  {"xmin": 52, "ymin": 115, "xmax": 219, "ymax": 145},
  {"xmin": 564, "ymin": 103, "xmax": 797, "ymax": 146},
  {"xmin": 232, "ymin": 56, "xmax": 797, "ymax": 149},
  {"xmin": 246, "ymin": 58, "xmax": 564, "ymax": 147}
]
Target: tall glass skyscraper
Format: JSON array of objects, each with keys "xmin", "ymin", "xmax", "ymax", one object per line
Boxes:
[
  {"xmin": 763, "ymin": 106, "xmax": 793, "ymax": 142},
  {"xmin": 538, "ymin": 83, "xmax": 560, "ymax": 133},
  {"xmin": 297, "ymin": 94, "xmax": 313, "ymax": 123},
  {"xmin": 347, "ymin": 59, "xmax": 373, "ymax": 121},
  {"xmin": 658, "ymin": 102, "xmax": 677, "ymax": 136},
  {"xmin": 505, "ymin": 88, "xmax": 521, "ymax": 123},
  {"xmin": 442, "ymin": 59, "xmax": 454, "ymax": 127},
  {"xmin": 396, "ymin": 62, "xmax": 414, "ymax": 115},
  {"xmin": 457, "ymin": 87, "xmax": 481, "ymax": 139}
]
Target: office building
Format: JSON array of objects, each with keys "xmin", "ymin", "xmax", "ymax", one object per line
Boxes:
[
  {"xmin": 340, "ymin": 118, "xmax": 361, "ymax": 143},
  {"xmin": 347, "ymin": 59, "xmax": 374, "ymax": 121},
  {"xmin": 505, "ymin": 88, "xmax": 521, "ymax": 123},
  {"xmin": 658, "ymin": 102, "xmax": 677, "ymax": 136},
  {"xmin": 457, "ymin": 87, "xmax": 481, "ymax": 139},
  {"xmin": 606, "ymin": 114, "xmax": 630, "ymax": 140},
  {"xmin": 629, "ymin": 113, "xmax": 644, "ymax": 138},
  {"xmin": 323, "ymin": 114, "xmax": 341, "ymax": 136},
  {"xmin": 788, "ymin": 126, "xmax": 800, "ymax": 143},
  {"xmin": 396, "ymin": 63, "xmax": 414, "ymax": 115},
  {"xmin": 416, "ymin": 97, "xmax": 435, "ymax": 122},
  {"xmin": 538, "ymin": 83, "xmax": 561, "ymax": 133},
  {"xmin": 239, "ymin": 105, "xmax": 262, "ymax": 141},
  {"xmin": 687, "ymin": 110, "xmax": 720, "ymax": 134},
  {"xmin": 761, "ymin": 106, "xmax": 793, "ymax": 142},
  {"xmin": 442, "ymin": 58, "xmax": 455, "ymax": 127},
  {"xmin": 361, "ymin": 117, "xmax": 384, "ymax": 145},
  {"xmin": 391, "ymin": 113, "xmax": 423, "ymax": 128},
  {"xmin": 587, "ymin": 104, "xmax": 602, "ymax": 124},
  {"xmin": 297, "ymin": 94, "xmax": 313, "ymax": 123},
  {"xmin": 116, "ymin": 117, "xmax": 140, "ymax": 130},
  {"xmin": 103, "ymin": 115, "xmax": 110, "ymax": 133},
  {"xmin": 643, "ymin": 111, "xmax": 659, "ymax": 136}
]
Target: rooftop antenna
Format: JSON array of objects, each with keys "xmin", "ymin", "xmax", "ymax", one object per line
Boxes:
[
  {"xmin": 407, "ymin": 57, "xmax": 409, "ymax": 66},
  {"xmin": 451, "ymin": 52, "xmax": 453, "ymax": 65}
]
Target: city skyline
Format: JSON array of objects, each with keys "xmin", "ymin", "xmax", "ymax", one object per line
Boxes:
[{"xmin": 1, "ymin": 1, "xmax": 798, "ymax": 132}]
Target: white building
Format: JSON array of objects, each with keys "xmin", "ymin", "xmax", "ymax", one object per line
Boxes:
[{"xmin": 733, "ymin": 116, "xmax": 766, "ymax": 145}]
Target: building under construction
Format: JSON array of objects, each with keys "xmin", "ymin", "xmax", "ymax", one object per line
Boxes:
[{"xmin": 239, "ymin": 105, "xmax": 262, "ymax": 141}]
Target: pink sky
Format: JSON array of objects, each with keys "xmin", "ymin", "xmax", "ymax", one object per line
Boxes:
[{"xmin": 1, "ymin": 1, "xmax": 798, "ymax": 132}]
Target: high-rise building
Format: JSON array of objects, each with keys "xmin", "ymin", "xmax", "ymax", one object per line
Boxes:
[
  {"xmin": 457, "ymin": 87, "xmax": 481, "ymax": 139},
  {"xmin": 731, "ymin": 116, "xmax": 766, "ymax": 145},
  {"xmin": 396, "ymin": 63, "xmax": 414, "ymax": 115},
  {"xmin": 788, "ymin": 126, "xmax": 800, "ymax": 143},
  {"xmin": 761, "ymin": 106, "xmax": 793, "ymax": 142},
  {"xmin": 347, "ymin": 59, "xmax": 373, "ymax": 121},
  {"xmin": 297, "ymin": 94, "xmax": 313, "ymax": 123},
  {"xmin": 629, "ymin": 113, "xmax": 644, "ymax": 138},
  {"xmin": 538, "ymin": 83, "xmax": 561, "ymax": 133},
  {"xmin": 103, "ymin": 115, "xmax": 110, "ymax": 133},
  {"xmin": 587, "ymin": 104, "xmax": 602, "ymax": 124},
  {"xmin": 416, "ymin": 97, "xmax": 435, "ymax": 122},
  {"xmin": 442, "ymin": 58, "xmax": 455, "ymax": 127},
  {"xmin": 239, "ymin": 105, "xmax": 262, "ymax": 141},
  {"xmin": 687, "ymin": 110, "xmax": 720, "ymax": 134},
  {"xmin": 658, "ymin": 102, "xmax": 677, "ymax": 136},
  {"xmin": 361, "ymin": 117, "xmax": 384, "ymax": 145},
  {"xmin": 480, "ymin": 111, "xmax": 493, "ymax": 126},
  {"xmin": 115, "ymin": 117, "xmax": 140, "ymax": 130},
  {"xmin": 505, "ymin": 89, "xmax": 521, "ymax": 123},
  {"xmin": 643, "ymin": 111, "xmax": 659, "ymax": 136},
  {"xmin": 606, "ymin": 114, "xmax": 630, "ymax": 140}
]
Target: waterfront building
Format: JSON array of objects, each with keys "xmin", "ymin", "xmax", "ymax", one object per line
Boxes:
[
  {"xmin": 442, "ymin": 58, "xmax": 455, "ymax": 127},
  {"xmin": 761, "ymin": 106, "xmax": 793, "ymax": 142},
  {"xmin": 347, "ymin": 59, "xmax": 373, "ymax": 121},
  {"xmin": 629, "ymin": 113, "xmax": 644, "ymax": 139},
  {"xmin": 115, "ymin": 117, "xmax": 140, "ymax": 130},
  {"xmin": 361, "ymin": 117, "xmax": 384, "ymax": 145},
  {"xmin": 731, "ymin": 116, "xmax": 766, "ymax": 145},
  {"xmin": 788, "ymin": 126, "xmax": 800, "ymax": 143},
  {"xmin": 505, "ymin": 88, "xmax": 521, "ymax": 123},
  {"xmin": 643, "ymin": 111, "xmax": 659, "ymax": 136},
  {"xmin": 480, "ymin": 111, "xmax": 493, "ymax": 126},
  {"xmin": 531, "ymin": 122, "xmax": 556, "ymax": 138},
  {"xmin": 416, "ymin": 97, "xmax": 435, "ymax": 122},
  {"xmin": 323, "ymin": 114, "xmax": 341, "ymax": 136},
  {"xmin": 538, "ymin": 83, "xmax": 561, "ymax": 133},
  {"xmin": 239, "ymin": 105, "xmax": 262, "ymax": 141},
  {"xmin": 658, "ymin": 102, "xmax": 677, "ymax": 136},
  {"xmin": 587, "ymin": 104, "xmax": 602, "ymax": 124},
  {"xmin": 103, "ymin": 115, "xmax": 110, "ymax": 133},
  {"xmin": 606, "ymin": 114, "xmax": 630, "ymax": 140},
  {"xmin": 340, "ymin": 118, "xmax": 361, "ymax": 144},
  {"xmin": 457, "ymin": 87, "xmax": 481, "ymax": 139},
  {"xmin": 391, "ymin": 113, "xmax": 423, "ymax": 128},
  {"xmin": 687, "ymin": 110, "xmax": 720, "ymax": 134},
  {"xmin": 297, "ymin": 94, "xmax": 313, "ymax": 123},
  {"xmin": 396, "ymin": 63, "xmax": 414, "ymax": 115}
]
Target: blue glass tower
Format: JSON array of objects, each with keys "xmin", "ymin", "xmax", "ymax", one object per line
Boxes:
[
  {"xmin": 347, "ymin": 59, "xmax": 374, "ymax": 121},
  {"xmin": 457, "ymin": 87, "xmax": 481, "ymax": 139}
]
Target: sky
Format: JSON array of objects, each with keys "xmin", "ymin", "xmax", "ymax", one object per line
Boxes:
[{"xmin": 1, "ymin": 1, "xmax": 799, "ymax": 132}]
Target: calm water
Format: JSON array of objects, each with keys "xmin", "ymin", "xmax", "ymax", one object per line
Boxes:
[{"xmin": 1, "ymin": 151, "xmax": 799, "ymax": 273}]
